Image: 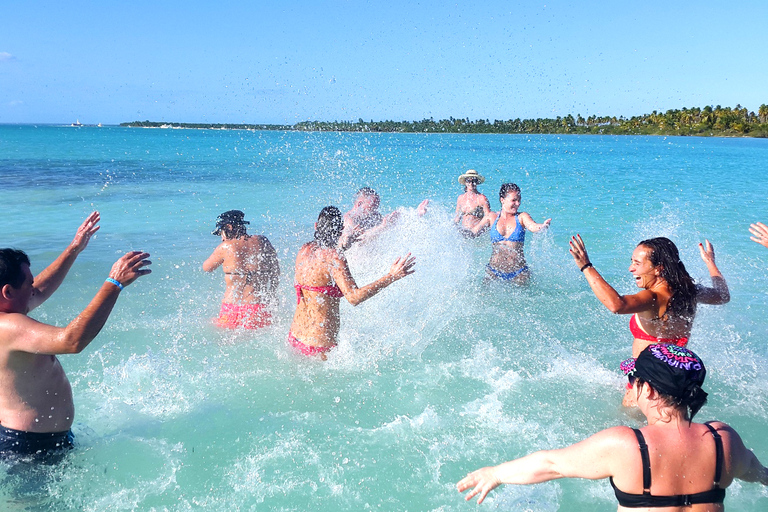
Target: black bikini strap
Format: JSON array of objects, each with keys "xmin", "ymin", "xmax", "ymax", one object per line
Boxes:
[
  {"xmin": 632, "ymin": 429, "xmax": 652, "ymax": 494},
  {"xmin": 704, "ymin": 423, "xmax": 724, "ymax": 487}
]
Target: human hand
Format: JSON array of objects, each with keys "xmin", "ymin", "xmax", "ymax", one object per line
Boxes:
[
  {"xmin": 749, "ymin": 222, "xmax": 768, "ymax": 249},
  {"xmin": 383, "ymin": 211, "xmax": 401, "ymax": 227},
  {"xmin": 341, "ymin": 226, "xmax": 364, "ymax": 251},
  {"xmin": 569, "ymin": 234, "xmax": 591, "ymax": 268},
  {"xmin": 388, "ymin": 253, "xmax": 416, "ymax": 280},
  {"xmin": 417, "ymin": 199, "xmax": 430, "ymax": 216},
  {"xmin": 698, "ymin": 240, "xmax": 717, "ymax": 265},
  {"xmin": 109, "ymin": 251, "xmax": 152, "ymax": 287},
  {"xmin": 70, "ymin": 211, "xmax": 101, "ymax": 254},
  {"xmin": 457, "ymin": 466, "xmax": 502, "ymax": 504},
  {"xmin": 541, "ymin": 218, "xmax": 552, "ymax": 230}
]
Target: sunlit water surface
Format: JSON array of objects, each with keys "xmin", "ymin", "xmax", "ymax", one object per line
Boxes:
[{"xmin": 1, "ymin": 125, "xmax": 767, "ymax": 511}]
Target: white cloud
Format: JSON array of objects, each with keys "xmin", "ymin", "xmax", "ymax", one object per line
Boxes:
[{"xmin": 0, "ymin": 52, "xmax": 15, "ymax": 62}]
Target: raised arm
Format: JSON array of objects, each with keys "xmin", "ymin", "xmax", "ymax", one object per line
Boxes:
[
  {"xmin": 331, "ymin": 253, "xmax": 415, "ymax": 306},
  {"xmin": 749, "ymin": 222, "xmax": 768, "ymax": 250},
  {"xmin": 519, "ymin": 212, "xmax": 551, "ymax": 233},
  {"xmin": 3, "ymin": 251, "xmax": 151, "ymax": 355},
  {"xmin": 457, "ymin": 426, "xmax": 626, "ymax": 504},
  {"xmin": 696, "ymin": 240, "xmax": 730, "ymax": 305},
  {"xmin": 29, "ymin": 211, "xmax": 101, "ymax": 311},
  {"xmin": 569, "ymin": 235, "xmax": 656, "ymax": 314}
]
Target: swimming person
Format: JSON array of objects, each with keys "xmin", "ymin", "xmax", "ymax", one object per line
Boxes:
[
  {"xmin": 453, "ymin": 169, "xmax": 491, "ymax": 238},
  {"xmin": 0, "ymin": 213, "xmax": 151, "ymax": 460},
  {"xmin": 342, "ymin": 187, "xmax": 429, "ymax": 247},
  {"xmin": 469, "ymin": 183, "xmax": 551, "ymax": 284},
  {"xmin": 749, "ymin": 221, "xmax": 768, "ymax": 249},
  {"xmin": 203, "ymin": 210, "xmax": 280, "ymax": 329},
  {"xmin": 458, "ymin": 344, "xmax": 768, "ymax": 507},
  {"xmin": 569, "ymin": 235, "xmax": 729, "ymax": 358},
  {"xmin": 289, "ymin": 206, "xmax": 416, "ymax": 359}
]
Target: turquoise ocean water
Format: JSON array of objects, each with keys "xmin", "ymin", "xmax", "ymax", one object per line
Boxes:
[{"xmin": 1, "ymin": 125, "xmax": 767, "ymax": 510}]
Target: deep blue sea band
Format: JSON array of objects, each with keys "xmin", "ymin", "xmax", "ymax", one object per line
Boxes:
[{"xmin": 105, "ymin": 277, "xmax": 124, "ymax": 290}]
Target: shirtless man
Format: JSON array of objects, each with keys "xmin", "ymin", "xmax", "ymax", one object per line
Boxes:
[
  {"xmin": 203, "ymin": 210, "xmax": 280, "ymax": 329},
  {"xmin": 0, "ymin": 212, "xmax": 151, "ymax": 459},
  {"xmin": 341, "ymin": 187, "xmax": 429, "ymax": 247}
]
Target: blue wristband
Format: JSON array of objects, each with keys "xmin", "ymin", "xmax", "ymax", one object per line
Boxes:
[{"xmin": 105, "ymin": 277, "xmax": 124, "ymax": 290}]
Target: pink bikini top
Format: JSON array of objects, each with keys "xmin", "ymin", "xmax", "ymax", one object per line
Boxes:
[
  {"xmin": 294, "ymin": 282, "xmax": 344, "ymax": 304},
  {"xmin": 629, "ymin": 314, "xmax": 688, "ymax": 346}
]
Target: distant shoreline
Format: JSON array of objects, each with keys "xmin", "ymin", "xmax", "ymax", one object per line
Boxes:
[{"xmin": 121, "ymin": 105, "xmax": 768, "ymax": 138}]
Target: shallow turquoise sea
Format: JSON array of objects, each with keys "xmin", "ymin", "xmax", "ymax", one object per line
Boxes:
[{"xmin": 1, "ymin": 125, "xmax": 767, "ymax": 511}]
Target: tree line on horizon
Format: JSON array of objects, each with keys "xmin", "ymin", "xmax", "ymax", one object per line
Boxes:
[{"xmin": 123, "ymin": 104, "xmax": 768, "ymax": 137}]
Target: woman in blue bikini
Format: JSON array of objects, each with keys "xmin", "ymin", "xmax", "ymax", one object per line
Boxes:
[{"xmin": 470, "ymin": 183, "xmax": 551, "ymax": 284}]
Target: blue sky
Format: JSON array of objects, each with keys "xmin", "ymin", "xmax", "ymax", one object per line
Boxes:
[{"xmin": 1, "ymin": 1, "xmax": 766, "ymax": 125}]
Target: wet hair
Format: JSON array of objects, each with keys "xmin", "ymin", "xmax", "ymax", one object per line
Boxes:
[
  {"xmin": 314, "ymin": 206, "xmax": 344, "ymax": 248},
  {"xmin": 499, "ymin": 183, "xmax": 521, "ymax": 203},
  {"xmin": 634, "ymin": 377, "xmax": 708, "ymax": 421},
  {"xmin": 356, "ymin": 187, "xmax": 379, "ymax": 201},
  {"xmin": 214, "ymin": 210, "xmax": 249, "ymax": 239},
  {"xmin": 637, "ymin": 237, "xmax": 698, "ymax": 322},
  {"xmin": 0, "ymin": 249, "xmax": 30, "ymax": 290},
  {"xmin": 222, "ymin": 223, "xmax": 247, "ymax": 239}
]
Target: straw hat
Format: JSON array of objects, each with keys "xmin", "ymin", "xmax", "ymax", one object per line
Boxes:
[{"xmin": 458, "ymin": 169, "xmax": 485, "ymax": 185}]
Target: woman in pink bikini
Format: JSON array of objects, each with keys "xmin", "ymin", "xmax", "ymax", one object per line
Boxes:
[
  {"xmin": 569, "ymin": 235, "xmax": 729, "ymax": 404},
  {"xmin": 289, "ymin": 206, "xmax": 416, "ymax": 359}
]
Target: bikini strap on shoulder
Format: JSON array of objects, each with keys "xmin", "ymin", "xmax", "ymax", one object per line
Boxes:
[
  {"xmin": 632, "ymin": 428, "xmax": 652, "ymax": 495},
  {"xmin": 704, "ymin": 422, "xmax": 724, "ymax": 487}
]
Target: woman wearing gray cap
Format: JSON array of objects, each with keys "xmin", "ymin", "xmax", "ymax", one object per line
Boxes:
[
  {"xmin": 458, "ymin": 344, "xmax": 768, "ymax": 507},
  {"xmin": 203, "ymin": 210, "xmax": 280, "ymax": 329}
]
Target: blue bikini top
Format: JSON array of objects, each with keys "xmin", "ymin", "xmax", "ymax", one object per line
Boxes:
[{"xmin": 490, "ymin": 214, "xmax": 525, "ymax": 243}]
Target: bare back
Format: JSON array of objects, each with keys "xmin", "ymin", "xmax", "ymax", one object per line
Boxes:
[
  {"xmin": 290, "ymin": 243, "xmax": 347, "ymax": 348},
  {"xmin": 611, "ymin": 422, "xmax": 736, "ymax": 512},
  {"xmin": 204, "ymin": 235, "xmax": 279, "ymax": 304}
]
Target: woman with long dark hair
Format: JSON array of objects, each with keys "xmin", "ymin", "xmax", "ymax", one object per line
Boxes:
[
  {"xmin": 569, "ymin": 235, "xmax": 729, "ymax": 358},
  {"xmin": 288, "ymin": 206, "xmax": 415, "ymax": 359},
  {"xmin": 458, "ymin": 344, "xmax": 768, "ymax": 507}
]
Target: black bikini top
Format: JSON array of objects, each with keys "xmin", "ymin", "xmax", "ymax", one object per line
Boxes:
[{"xmin": 610, "ymin": 423, "xmax": 726, "ymax": 508}]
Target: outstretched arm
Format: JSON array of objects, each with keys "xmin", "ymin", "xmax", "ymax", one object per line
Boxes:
[
  {"xmin": 749, "ymin": 222, "xmax": 768, "ymax": 249},
  {"xmin": 29, "ymin": 211, "xmax": 101, "ymax": 311},
  {"xmin": 4, "ymin": 251, "xmax": 151, "ymax": 355},
  {"xmin": 709, "ymin": 422, "xmax": 768, "ymax": 486},
  {"xmin": 457, "ymin": 427, "xmax": 625, "ymax": 504},
  {"xmin": 519, "ymin": 212, "xmax": 551, "ymax": 233},
  {"xmin": 331, "ymin": 253, "xmax": 416, "ymax": 306},
  {"xmin": 569, "ymin": 234, "xmax": 655, "ymax": 314},
  {"xmin": 696, "ymin": 240, "xmax": 730, "ymax": 305}
]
